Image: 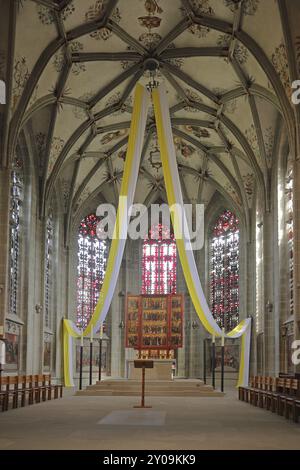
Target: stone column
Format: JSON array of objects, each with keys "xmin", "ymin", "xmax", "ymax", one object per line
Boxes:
[
  {"xmin": 263, "ymin": 210, "xmax": 276, "ymax": 375},
  {"xmin": 293, "ymin": 159, "xmax": 300, "ymax": 374},
  {"xmin": 176, "ymin": 257, "xmax": 187, "ymax": 377},
  {"xmin": 110, "ymin": 261, "xmax": 125, "ymax": 378}
]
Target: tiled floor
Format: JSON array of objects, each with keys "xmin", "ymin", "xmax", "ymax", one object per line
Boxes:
[{"xmin": 0, "ymin": 391, "xmax": 300, "ymax": 449}]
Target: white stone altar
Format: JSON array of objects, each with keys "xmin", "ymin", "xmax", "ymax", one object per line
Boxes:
[{"xmin": 127, "ymin": 359, "xmax": 174, "ymax": 380}]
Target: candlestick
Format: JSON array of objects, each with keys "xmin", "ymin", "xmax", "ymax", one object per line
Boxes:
[
  {"xmin": 100, "ymin": 324, "xmax": 103, "ymax": 340},
  {"xmin": 80, "ymin": 333, "xmax": 83, "ymax": 347},
  {"xmin": 90, "ymin": 327, "xmax": 93, "ymax": 343},
  {"xmin": 221, "ymin": 328, "xmax": 225, "ymax": 347},
  {"xmin": 212, "ymin": 333, "xmax": 215, "ymax": 344}
]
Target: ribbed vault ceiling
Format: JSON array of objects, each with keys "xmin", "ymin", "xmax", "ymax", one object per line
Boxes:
[{"xmin": 10, "ymin": 0, "xmax": 293, "ymax": 234}]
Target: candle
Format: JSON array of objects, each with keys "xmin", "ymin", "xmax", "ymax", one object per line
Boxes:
[
  {"xmin": 212, "ymin": 334, "xmax": 215, "ymax": 344},
  {"xmin": 90, "ymin": 327, "xmax": 93, "ymax": 343},
  {"xmin": 80, "ymin": 334, "xmax": 83, "ymax": 347},
  {"xmin": 221, "ymin": 328, "xmax": 225, "ymax": 347},
  {"xmin": 100, "ymin": 324, "xmax": 103, "ymax": 340}
]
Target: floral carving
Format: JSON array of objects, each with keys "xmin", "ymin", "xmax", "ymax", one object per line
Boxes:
[
  {"xmin": 184, "ymin": 125, "xmax": 210, "ymax": 139},
  {"xmin": 105, "ymin": 92, "xmax": 132, "ymax": 115},
  {"xmin": 212, "ymin": 88, "xmax": 237, "ymax": 114},
  {"xmin": 100, "ymin": 129, "xmax": 128, "ymax": 146},
  {"xmin": 164, "ymin": 43, "xmax": 185, "ymax": 69},
  {"xmin": 73, "ymin": 92, "xmax": 95, "ymax": 120},
  {"xmin": 223, "ymin": 0, "xmax": 259, "ymax": 16},
  {"xmin": 139, "ymin": 32, "xmax": 162, "ymax": 50},
  {"xmin": 180, "ymin": 0, "xmax": 214, "ymax": 38},
  {"xmin": 271, "ymin": 43, "xmax": 290, "ymax": 97},
  {"xmin": 242, "ymin": 173, "xmax": 254, "ymax": 197},
  {"xmin": 177, "ymin": 88, "xmax": 203, "ymax": 112},
  {"xmin": 85, "ymin": 0, "xmax": 121, "ymax": 41},
  {"xmin": 224, "ymin": 182, "xmax": 241, "ymax": 206},
  {"xmin": 245, "ymin": 124, "xmax": 258, "ymax": 152},
  {"xmin": 35, "ymin": 132, "xmax": 47, "ymax": 175},
  {"xmin": 60, "ymin": 178, "xmax": 70, "ymax": 212},
  {"xmin": 13, "ymin": 56, "xmax": 30, "ymax": 109},
  {"xmin": 174, "ymin": 137, "xmax": 196, "ymax": 159},
  {"xmin": 54, "ymin": 42, "xmax": 86, "ymax": 75},
  {"xmin": 217, "ymin": 34, "xmax": 248, "ymax": 65},
  {"xmin": 264, "ymin": 126, "xmax": 274, "ymax": 164},
  {"xmin": 36, "ymin": 2, "xmax": 75, "ymax": 25},
  {"xmin": 48, "ymin": 137, "xmax": 65, "ymax": 173}
]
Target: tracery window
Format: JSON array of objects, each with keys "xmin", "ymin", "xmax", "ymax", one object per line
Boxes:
[
  {"xmin": 76, "ymin": 214, "xmax": 107, "ymax": 329},
  {"xmin": 209, "ymin": 210, "xmax": 239, "ymax": 331},
  {"xmin": 45, "ymin": 213, "xmax": 53, "ymax": 329},
  {"xmin": 286, "ymin": 164, "xmax": 294, "ymax": 315},
  {"xmin": 142, "ymin": 224, "xmax": 177, "ymax": 295},
  {"xmin": 9, "ymin": 170, "xmax": 23, "ymax": 316}
]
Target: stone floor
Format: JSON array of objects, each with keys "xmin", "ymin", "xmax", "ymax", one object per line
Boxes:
[{"xmin": 0, "ymin": 390, "xmax": 300, "ymax": 450}]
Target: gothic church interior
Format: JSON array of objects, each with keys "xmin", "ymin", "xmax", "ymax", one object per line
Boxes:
[{"xmin": 0, "ymin": 0, "xmax": 300, "ymax": 451}]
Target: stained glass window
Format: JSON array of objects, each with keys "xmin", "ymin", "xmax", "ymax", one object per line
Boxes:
[
  {"xmin": 286, "ymin": 165, "xmax": 294, "ymax": 315},
  {"xmin": 45, "ymin": 213, "xmax": 53, "ymax": 329},
  {"xmin": 76, "ymin": 214, "xmax": 107, "ymax": 329},
  {"xmin": 9, "ymin": 170, "xmax": 23, "ymax": 316},
  {"xmin": 142, "ymin": 224, "xmax": 177, "ymax": 295},
  {"xmin": 209, "ymin": 210, "xmax": 239, "ymax": 331}
]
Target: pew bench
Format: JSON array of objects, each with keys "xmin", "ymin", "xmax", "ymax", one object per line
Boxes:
[{"xmin": 0, "ymin": 374, "xmax": 63, "ymax": 412}]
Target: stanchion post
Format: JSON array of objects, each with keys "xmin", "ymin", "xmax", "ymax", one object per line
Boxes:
[
  {"xmin": 98, "ymin": 338, "xmax": 102, "ymax": 382},
  {"xmin": 98, "ymin": 324, "xmax": 103, "ymax": 382},
  {"xmin": 212, "ymin": 334, "xmax": 215, "ymax": 389},
  {"xmin": 141, "ymin": 366, "xmax": 145, "ymax": 407},
  {"xmin": 221, "ymin": 328, "xmax": 225, "ymax": 392},
  {"xmin": 203, "ymin": 338, "xmax": 206, "ymax": 384},
  {"xmin": 89, "ymin": 329, "xmax": 93, "ymax": 386},
  {"xmin": 79, "ymin": 334, "xmax": 83, "ymax": 390}
]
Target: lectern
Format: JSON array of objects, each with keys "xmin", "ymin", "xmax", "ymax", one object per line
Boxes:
[{"xmin": 133, "ymin": 360, "xmax": 153, "ymax": 408}]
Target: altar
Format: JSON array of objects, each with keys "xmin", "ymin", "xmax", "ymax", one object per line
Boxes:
[{"xmin": 127, "ymin": 359, "xmax": 174, "ymax": 381}]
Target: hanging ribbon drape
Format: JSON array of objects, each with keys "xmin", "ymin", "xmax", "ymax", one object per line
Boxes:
[
  {"xmin": 63, "ymin": 83, "xmax": 251, "ymax": 388},
  {"xmin": 63, "ymin": 84, "xmax": 150, "ymax": 386},
  {"xmin": 152, "ymin": 84, "xmax": 251, "ymax": 387}
]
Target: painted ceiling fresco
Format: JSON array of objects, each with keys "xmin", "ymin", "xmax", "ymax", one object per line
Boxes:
[{"xmin": 9, "ymin": 0, "xmax": 294, "ymax": 229}]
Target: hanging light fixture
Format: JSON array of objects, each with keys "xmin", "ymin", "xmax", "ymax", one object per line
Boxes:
[{"xmin": 144, "ymin": 58, "xmax": 160, "ymax": 93}]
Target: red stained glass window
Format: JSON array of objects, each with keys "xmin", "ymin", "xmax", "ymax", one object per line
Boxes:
[
  {"xmin": 142, "ymin": 224, "xmax": 177, "ymax": 294},
  {"xmin": 76, "ymin": 214, "xmax": 107, "ymax": 329},
  {"xmin": 209, "ymin": 210, "xmax": 239, "ymax": 331}
]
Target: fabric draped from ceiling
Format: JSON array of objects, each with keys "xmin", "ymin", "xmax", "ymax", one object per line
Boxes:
[{"xmin": 63, "ymin": 83, "xmax": 251, "ymax": 388}]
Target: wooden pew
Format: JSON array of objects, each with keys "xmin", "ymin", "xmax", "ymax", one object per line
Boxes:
[
  {"xmin": 0, "ymin": 374, "xmax": 63, "ymax": 412},
  {"xmin": 0, "ymin": 377, "xmax": 9, "ymax": 412},
  {"xmin": 270, "ymin": 377, "xmax": 285, "ymax": 413},
  {"xmin": 43, "ymin": 374, "xmax": 63, "ymax": 400},
  {"xmin": 280, "ymin": 379, "xmax": 300, "ymax": 420}
]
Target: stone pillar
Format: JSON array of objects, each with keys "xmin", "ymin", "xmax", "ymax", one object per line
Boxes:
[
  {"xmin": 110, "ymin": 261, "xmax": 125, "ymax": 378},
  {"xmin": 293, "ymin": 159, "xmax": 300, "ymax": 374},
  {"xmin": 247, "ymin": 236, "xmax": 257, "ymax": 376},
  {"xmin": 176, "ymin": 257, "xmax": 187, "ymax": 377},
  {"xmin": 123, "ymin": 239, "xmax": 141, "ymax": 376},
  {"xmin": 263, "ymin": 211, "xmax": 276, "ymax": 375}
]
